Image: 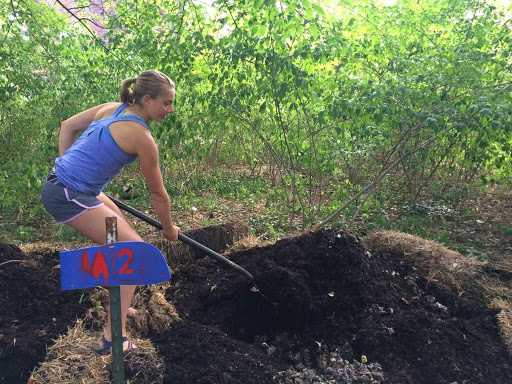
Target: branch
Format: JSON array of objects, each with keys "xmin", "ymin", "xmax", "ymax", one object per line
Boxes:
[
  {"xmin": 226, "ymin": 105, "xmax": 288, "ymax": 172},
  {"xmin": 465, "ymin": 0, "xmax": 481, "ymax": 41},
  {"xmin": 222, "ymin": 0, "xmax": 240, "ymax": 31},
  {"xmin": 16, "ymin": 0, "xmax": 60, "ymax": 65},
  {"xmin": 54, "ymin": 0, "xmax": 137, "ymax": 72},
  {"xmin": 0, "ymin": 18, "xmax": 15, "ymax": 49},
  {"xmin": 316, "ymin": 135, "xmax": 437, "ymax": 228}
]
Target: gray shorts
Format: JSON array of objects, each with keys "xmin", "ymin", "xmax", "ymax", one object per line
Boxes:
[{"xmin": 41, "ymin": 170, "xmax": 104, "ymax": 224}]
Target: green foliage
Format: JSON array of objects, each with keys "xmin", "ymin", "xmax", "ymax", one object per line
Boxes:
[
  {"xmin": 54, "ymin": 224, "xmax": 87, "ymax": 242},
  {"xmin": 1, "ymin": 0, "xmax": 511, "ymax": 245}
]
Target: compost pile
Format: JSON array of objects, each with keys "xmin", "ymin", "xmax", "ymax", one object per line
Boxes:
[{"xmin": 1, "ymin": 228, "xmax": 511, "ymax": 383}]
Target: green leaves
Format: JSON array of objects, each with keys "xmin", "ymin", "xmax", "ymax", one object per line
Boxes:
[{"xmin": 2, "ymin": 0, "xmax": 512, "ymax": 235}]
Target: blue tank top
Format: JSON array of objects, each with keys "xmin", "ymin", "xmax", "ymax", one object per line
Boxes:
[{"xmin": 55, "ymin": 104, "xmax": 148, "ymax": 195}]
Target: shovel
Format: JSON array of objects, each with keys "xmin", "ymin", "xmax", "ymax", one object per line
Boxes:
[
  {"xmin": 107, "ymin": 195, "xmax": 255, "ymax": 283},
  {"xmin": 107, "ymin": 196, "xmax": 277, "ymax": 308}
]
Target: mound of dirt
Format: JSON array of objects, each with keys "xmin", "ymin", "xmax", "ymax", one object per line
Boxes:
[
  {"xmin": 1, "ymin": 229, "xmax": 512, "ymax": 383},
  {"xmin": 155, "ymin": 229, "xmax": 512, "ymax": 383}
]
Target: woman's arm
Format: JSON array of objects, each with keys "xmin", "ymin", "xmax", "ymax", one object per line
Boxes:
[
  {"xmin": 135, "ymin": 129, "xmax": 180, "ymax": 241},
  {"xmin": 58, "ymin": 103, "xmax": 111, "ymax": 156}
]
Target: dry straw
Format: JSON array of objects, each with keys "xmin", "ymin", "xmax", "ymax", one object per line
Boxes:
[
  {"xmin": 29, "ymin": 284, "xmax": 180, "ymax": 384},
  {"xmin": 490, "ymin": 299, "xmax": 512, "ymax": 356},
  {"xmin": 27, "ymin": 221, "xmax": 252, "ymax": 382},
  {"xmin": 364, "ymin": 229, "xmax": 512, "ymax": 356},
  {"xmin": 364, "ymin": 230, "xmax": 483, "ymax": 298}
]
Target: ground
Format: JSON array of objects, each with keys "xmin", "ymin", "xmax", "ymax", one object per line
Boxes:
[{"xmin": 1, "ymin": 228, "xmax": 511, "ymax": 384}]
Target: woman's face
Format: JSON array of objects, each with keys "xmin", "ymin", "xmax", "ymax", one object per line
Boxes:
[{"xmin": 146, "ymin": 87, "xmax": 175, "ymax": 122}]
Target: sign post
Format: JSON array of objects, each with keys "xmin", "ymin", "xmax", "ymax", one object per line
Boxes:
[
  {"xmin": 106, "ymin": 217, "xmax": 124, "ymax": 383},
  {"xmin": 59, "ymin": 217, "xmax": 171, "ymax": 383}
]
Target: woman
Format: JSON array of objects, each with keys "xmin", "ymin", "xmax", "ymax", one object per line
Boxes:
[{"xmin": 41, "ymin": 69, "xmax": 180, "ymax": 354}]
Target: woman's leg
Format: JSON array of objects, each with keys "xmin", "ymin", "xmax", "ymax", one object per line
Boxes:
[{"xmin": 66, "ymin": 197, "xmax": 142, "ymax": 351}]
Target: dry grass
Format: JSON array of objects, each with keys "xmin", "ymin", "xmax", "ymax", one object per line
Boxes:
[
  {"xmin": 154, "ymin": 221, "xmax": 251, "ymax": 266},
  {"xmin": 25, "ymin": 220, "xmax": 251, "ymax": 383},
  {"xmin": 147, "ymin": 292, "xmax": 180, "ymax": 333},
  {"xmin": 29, "ymin": 283, "xmax": 182, "ymax": 384},
  {"xmin": 364, "ymin": 229, "xmax": 512, "ymax": 356},
  {"xmin": 89, "ymin": 284, "xmax": 181, "ymax": 336},
  {"xmin": 20, "ymin": 241, "xmax": 94, "ymax": 254},
  {"xmin": 364, "ymin": 230, "xmax": 484, "ymax": 299},
  {"xmin": 28, "ymin": 318, "xmax": 164, "ymax": 384},
  {"xmin": 226, "ymin": 233, "xmax": 272, "ymax": 253},
  {"xmin": 28, "ymin": 263, "xmax": 185, "ymax": 383},
  {"xmin": 490, "ymin": 299, "xmax": 512, "ymax": 356}
]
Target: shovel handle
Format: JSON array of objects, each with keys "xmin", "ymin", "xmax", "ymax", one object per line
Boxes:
[{"xmin": 107, "ymin": 195, "xmax": 254, "ymax": 283}]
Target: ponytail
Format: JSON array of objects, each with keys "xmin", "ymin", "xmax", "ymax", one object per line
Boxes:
[
  {"xmin": 119, "ymin": 70, "xmax": 174, "ymax": 105},
  {"xmin": 119, "ymin": 77, "xmax": 137, "ymax": 104}
]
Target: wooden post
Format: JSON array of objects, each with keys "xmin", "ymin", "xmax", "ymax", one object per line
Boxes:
[{"xmin": 106, "ymin": 217, "xmax": 125, "ymax": 383}]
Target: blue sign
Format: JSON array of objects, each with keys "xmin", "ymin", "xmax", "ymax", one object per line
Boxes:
[{"xmin": 60, "ymin": 241, "xmax": 170, "ymax": 290}]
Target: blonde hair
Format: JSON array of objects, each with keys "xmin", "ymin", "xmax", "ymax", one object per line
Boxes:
[{"xmin": 119, "ymin": 70, "xmax": 175, "ymax": 104}]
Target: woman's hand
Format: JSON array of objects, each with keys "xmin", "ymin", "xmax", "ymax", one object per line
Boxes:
[{"xmin": 162, "ymin": 224, "xmax": 180, "ymax": 241}]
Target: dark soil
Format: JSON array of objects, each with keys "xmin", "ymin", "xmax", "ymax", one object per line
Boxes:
[
  {"xmin": 1, "ymin": 229, "xmax": 512, "ymax": 383},
  {"xmin": 0, "ymin": 244, "xmax": 91, "ymax": 383}
]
